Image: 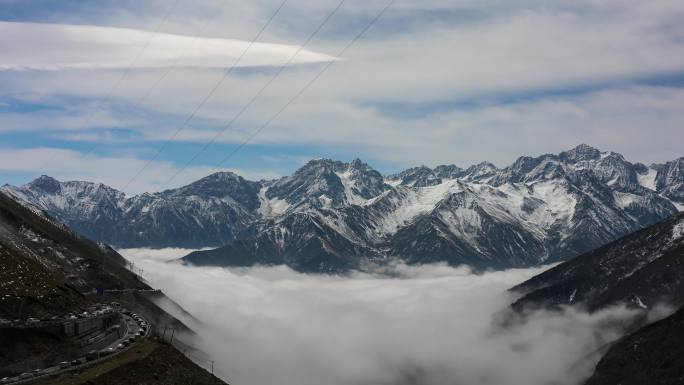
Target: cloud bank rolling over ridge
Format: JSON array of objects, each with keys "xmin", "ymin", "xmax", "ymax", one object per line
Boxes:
[{"xmin": 120, "ymin": 248, "xmax": 673, "ymax": 385}]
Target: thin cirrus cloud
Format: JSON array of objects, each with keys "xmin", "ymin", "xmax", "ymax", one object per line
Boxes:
[{"xmin": 0, "ymin": 21, "xmax": 336, "ymax": 71}]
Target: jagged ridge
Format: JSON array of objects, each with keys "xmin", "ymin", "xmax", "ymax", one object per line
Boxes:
[{"xmin": 2, "ymin": 145, "xmax": 682, "ymax": 273}]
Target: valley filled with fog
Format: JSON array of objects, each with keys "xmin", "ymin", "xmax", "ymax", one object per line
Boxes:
[{"xmin": 119, "ymin": 248, "xmax": 669, "ymax": 385}]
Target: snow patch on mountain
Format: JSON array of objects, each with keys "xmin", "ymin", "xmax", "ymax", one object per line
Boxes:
[
  {"xmin": 637, "ymin": 168, "xmax": 658, "ymax": 190},
  {"xmin": 375, "ymin": 180, "xmax": 462, "ymax": 235},
  {"xmin": 439, "ymin": 206, "xmax": 484, "ymax": 250},
  {"xmin": 613, "ymin": 191, "xmax": 640, "ymax": 210},
  {"xmin": 634, "ymin": 295, "xmax": 648, "ymax": 309},
  {"xmin": 258, "ymin": 186, "xmax": 291, "ymax": 218},
  {"xmin": 384, "ymin": 179, "xmax": 402, "ymax": 187},
  {"xmin": 673, "ymin": 220, "xmax": 684, "ymax": 241},
  {"xmin": 474, "ymin": 181, "xmax": 576, "ymax": 236},
  {"xmin": 335, "ymin": 170, "xmax": 368, "ymax": 206},
  {"xmin": 529, "ymin": 182, "xmax": 576, "ymax": 223}
]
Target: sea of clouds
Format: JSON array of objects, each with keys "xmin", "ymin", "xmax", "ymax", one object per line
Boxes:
[{"xmin": 119, "ymin": 248, "xmax": 666, "ymax": 385}]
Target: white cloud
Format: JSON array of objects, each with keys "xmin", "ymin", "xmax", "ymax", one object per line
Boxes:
[
  {"xmin": 199, "ymin": 85, "xmax": 684, "ymax": 167},
  {"xmin": 0, "ymin": 21, "xmax": 335, "ymax": 71},
  {"xmin": 119, "ymin": 247, "xmax": 211, "ymax": 262},
  {"xmin": 1, "ymin": 0, "xmax": 684, "ymax": 178},
  {"xmin": 0, "ymin": 148, "xmax": 280, "ymax": 194},
  {"xmin": 0, "ymin": 104, "xmax": 142, "ymax": 133},
  {"xmin": 120, "ymin": 248, "xmax": 671, "ymax": 385}
]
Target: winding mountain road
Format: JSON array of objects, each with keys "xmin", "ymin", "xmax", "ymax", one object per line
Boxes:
[{"xmin": 2, "ymin": 311, "xmax": 150, "ymax": 385}]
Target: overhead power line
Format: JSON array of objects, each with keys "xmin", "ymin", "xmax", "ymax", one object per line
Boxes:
[
  {"xmin": 119, "ymin": 0, "xmax": 291, "ymax": 193},
  {"xmin": 78, "ymin": 0, "xmax": 235, "ymax": 161},
  {"xmin": 79, "ymin": 0, "xmax": 183, "ymax": 128},
  {"xmin": 43, "ymin": 0, "xmax": 183, "ymax": 166},
  {"xmin": 152, "ymin": 0, "xmax": 350, "ymax": 192},
  {"xmin": 163, "ymin": 0, "xmax": 397, "ymax": 190}
]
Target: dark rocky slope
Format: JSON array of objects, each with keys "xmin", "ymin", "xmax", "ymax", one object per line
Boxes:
[
  {"xmin": 43, "ymin": 341, "xmax": 227, "ymax": 385},
  {"xmin": 0, "ymin": 191, "xmax": 147, "ymax": 319},
  {"xmin": 511, "ymin": 212, "xmax": 684, "ymax": 312},
  {"xmin": 584, "ymin": 304, "xmax": 684, "ymax": 385},
  {"xmin": 509, "ymin": 212, "xmax": 684, "ymax": 385},
  {"xmin": 0, "ymin": 191, "xmax": 226, "ymax": 384}
]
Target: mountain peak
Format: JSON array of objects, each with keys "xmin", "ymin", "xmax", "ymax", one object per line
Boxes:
[
  {"xmin": 390, "ymin": 166, "xmax": 442, "ymax": 187},
  {"xmin": 165, "ymin": 170, "xmax": 261, "ymax": 211},
  {"xmin": 296, "ymin": 158, "xmax": 383, "ymax": 177},
  {"xmin": 434, "ymin": 164, "xmax": 463, "ymax": 176},
  {"xmin": 573, "ymin": 143, "xmax": 600, "ymax": 152},
  {"xmin": 299, "ymin": 158, "xmax": 347, "ymax": 173},
  {"xmin": 31, "ymin": 174, "xmax": 58, "ymax": 183},
  {"xmin": 560, "ymin": 144, "xmax": 601, "ymax": 162},
  {"xmin": 266, "ymin": 158, "xmax": 387, "ymax": 207},
  {"xmin": 203, "ymin": 171, "xmax": 241, "ymax": 181},
  {"xmin": 179, "ymin": 170, "xmax": 248, "ymax": 189},
  {"xmin": 466, "ymin": 161, "xmax": 498, "ymax": 173},
  {"xmin": 27, "ymin": 175, "xmax": 62, "ymax": 193},
  {"xmin": 348, "ymin": 158, "xmax": 378, "ymax": 173},
  {"xmin": 350, "ymin": 158, "xmax": 366, "ymax": 167}
]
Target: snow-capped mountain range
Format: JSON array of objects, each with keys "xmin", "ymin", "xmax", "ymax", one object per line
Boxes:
[{"xmin": 2, "ymin": 144, "xmax": 683, "ymax": 273}]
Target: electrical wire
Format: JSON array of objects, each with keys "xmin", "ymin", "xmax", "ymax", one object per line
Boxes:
[
  {"xmin": 118, "ymin": 0, "xmax": 291, "ymax": 192},
  {"xmin": 151, "ymin": 0, "xmax": 351, "ymax": 192},
  {"xmin": 159, "ymin": 0, "xmax": 396, "ymax": 191},
  {"xmin": 78, "ymin": 0, "xmax": 236, "ymax": 161},
  {"xmin": 43, "ymin": 0, "xmax": 183, "ymax": 165}
]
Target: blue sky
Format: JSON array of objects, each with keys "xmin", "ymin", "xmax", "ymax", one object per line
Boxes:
[{"xmin": 1, "ymin": 0, "xmax": 684, "ymax": 194}]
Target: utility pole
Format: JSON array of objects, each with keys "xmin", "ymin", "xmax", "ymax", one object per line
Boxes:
[{"xmin": 211, "ymin": 361, "xmax": 214, "ymax": 376}]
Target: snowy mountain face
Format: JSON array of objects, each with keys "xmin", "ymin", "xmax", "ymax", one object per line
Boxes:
[
  {"xmin": 387, "ymin": 166, "xmax": 452, "ymax": 187},
  {"xmin": 654, "ymin": 158, "xmax": 684, "ymax": 208},
  {"xmin": 2, "ymin": 145, "xmax": 683, "ymax": 273},
  {"xmin": 264, "ymin": 158, "xmax": 389, "ymax": 210},
  {"xmin": 2, "ymin": 172, "xmax": 260, "ymax": 248}
]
